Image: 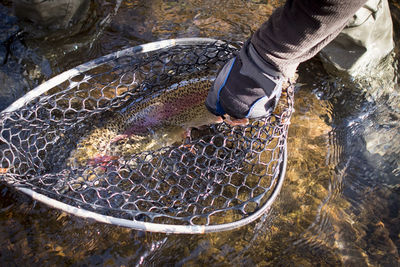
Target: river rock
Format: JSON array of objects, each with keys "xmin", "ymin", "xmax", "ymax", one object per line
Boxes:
[{"xmin": 0, "ymin": 4, "xmax": 52, "ymax": 112}]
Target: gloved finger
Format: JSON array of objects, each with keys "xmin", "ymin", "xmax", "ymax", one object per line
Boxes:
[
  {"xmin": 246, "ymin": 84, "xmax": 282, "ymax": 118},
  {"xmin": 224, "ymin": 115, "xmax": 249, "ymax": 126}
]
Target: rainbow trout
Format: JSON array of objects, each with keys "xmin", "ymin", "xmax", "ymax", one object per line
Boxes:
[{"xmin": 67, "ymin": 76, "xmax": 223, "ymax": 168}]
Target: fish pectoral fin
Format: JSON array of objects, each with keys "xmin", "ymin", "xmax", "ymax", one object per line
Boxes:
[{"xmin": 182, "ymin": 127, "xmax": 193, "ymax": 142}]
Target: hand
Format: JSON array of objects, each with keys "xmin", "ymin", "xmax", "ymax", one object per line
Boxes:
[{"xmin": 205, "ymin": 40, "xmax": 283, "ymax": 119}]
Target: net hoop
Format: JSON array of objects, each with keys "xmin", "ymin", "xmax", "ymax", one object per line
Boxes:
[{"xmin": 1, "ymin": 38, "xmax": 290, "ymax": 233}]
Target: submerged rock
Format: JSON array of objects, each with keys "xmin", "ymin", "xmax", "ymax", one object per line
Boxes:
[{"xmin": 0, "ymin": 4, "xmax": 52, "ymax": 112}]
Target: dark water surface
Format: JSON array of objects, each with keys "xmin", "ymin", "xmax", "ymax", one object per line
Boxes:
[{"xmin": 0, "ymin": 0, "xmax": 399, "ymax": 265}]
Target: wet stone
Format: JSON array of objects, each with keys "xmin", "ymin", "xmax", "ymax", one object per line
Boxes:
[
  {"xmin": 361, "ymin": 104, "xmax": 400, "ymax": 182},
  {"xmin": 0, "ymin": 5, "xmax": 19, "ymax": 64},
  {"xmin": 0, "ymin": 5, "xmax": 19, "ymax": 42},
  {"xmin": 0, "ymin": 4, "xmax": 52, "ymax": 111}
]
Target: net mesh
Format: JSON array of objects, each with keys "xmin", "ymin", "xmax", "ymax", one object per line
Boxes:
[{"xmin": 0, "ymin": 39, "xmax": 294, "ymax": 232}]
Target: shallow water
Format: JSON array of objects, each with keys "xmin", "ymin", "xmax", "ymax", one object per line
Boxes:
[{"xmin": 0, "ymin": 0, "xmax": 399, "ymax": 265}]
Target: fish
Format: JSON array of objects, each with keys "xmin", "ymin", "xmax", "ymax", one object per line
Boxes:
[
  {"xmin": 112, "ymin": 76, "xmax": 224, "ymax": 141},
  {"xmin": 67, "ymin": 76, "xmax": 225, "ymax": 168}
]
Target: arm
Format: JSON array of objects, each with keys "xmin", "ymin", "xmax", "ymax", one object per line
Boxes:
[
  {"xmin": 252, "ymin": 0, "xmax": 369, "ymax": 77},
  {"xmin": 206, "ymin": 0, "xmax": 368, "ymax": 119}
]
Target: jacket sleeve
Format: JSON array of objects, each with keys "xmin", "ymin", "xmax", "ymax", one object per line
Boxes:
[{"xmin": 251, "ymin": 0, "xmax": 368, "ymax": 77}]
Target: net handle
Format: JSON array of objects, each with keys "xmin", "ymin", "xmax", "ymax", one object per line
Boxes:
[{"xmin": 2, "ymin": 38, "xmax": 221, "ymax": 114}]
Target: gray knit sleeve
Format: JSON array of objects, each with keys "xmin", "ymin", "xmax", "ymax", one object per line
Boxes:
[{"xmin": 251, "ymin": 0, "xmax": 368, "ymax": 77}]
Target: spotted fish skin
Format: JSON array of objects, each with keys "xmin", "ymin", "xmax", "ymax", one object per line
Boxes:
[
  {"xmin": 68, "ymin": 76, "xmax": 222, "ymax": 168},
  {"xmin": 118, "ymin": 77, "xmax": 221, "ymax": 136}
]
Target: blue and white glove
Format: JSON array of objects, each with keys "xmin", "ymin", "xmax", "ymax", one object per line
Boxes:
[{"xmin": 205, "ymin": 40, "xmax": 283, "ymax": 119}]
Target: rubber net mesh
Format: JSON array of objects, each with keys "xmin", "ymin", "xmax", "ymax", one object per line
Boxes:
[{"xmin": 0, "ymin": 40, "xmax": 294, "ymax": 230}]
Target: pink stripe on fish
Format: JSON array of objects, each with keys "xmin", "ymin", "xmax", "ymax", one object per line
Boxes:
[{"xmin": 123, "ymin": 89, "xmax": 208, "ymax": 135}]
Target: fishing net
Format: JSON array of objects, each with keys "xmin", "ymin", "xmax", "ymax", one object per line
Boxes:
[{"xmin": 0, "ymin": 38, "xmax": 294, "ymax": 233}]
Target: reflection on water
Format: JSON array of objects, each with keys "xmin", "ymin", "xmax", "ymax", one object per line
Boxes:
[{"xmin": 0, "ymin": 0, "xmax": 399, "ymax": 265}]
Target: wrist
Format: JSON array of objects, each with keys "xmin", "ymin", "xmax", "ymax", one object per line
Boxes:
[
  {"xmin": 246, "ymin": 41, "xmax": 282, "ymax": 79},
  {"xmin": 250, "ymin": 38, "xmax": 299, "ymax": 78}
]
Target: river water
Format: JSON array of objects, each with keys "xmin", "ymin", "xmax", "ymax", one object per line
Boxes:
[{"xmin": 0, "ymin": 0, "xmax": 399, "ymax": 265}]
